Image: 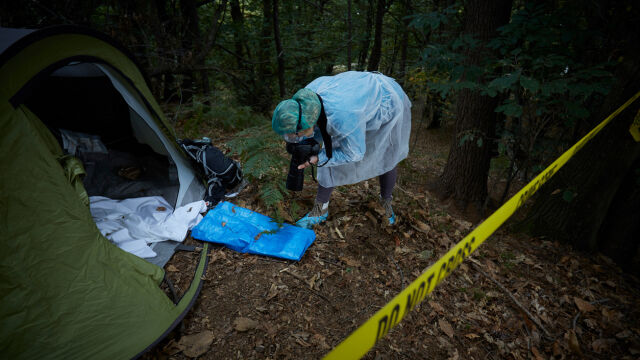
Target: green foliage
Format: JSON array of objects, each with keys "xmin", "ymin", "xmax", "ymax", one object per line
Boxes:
[
  {"xmin": 181, "ymin": 95, "xmax": 266, "ymax": 138},
  {"xmin": 226, "ymin": 124, "xmax": 290, "ymax": 220},
  {"xmin": 411, "ymin": 2, "xmax": 615, "ymax": 181}
]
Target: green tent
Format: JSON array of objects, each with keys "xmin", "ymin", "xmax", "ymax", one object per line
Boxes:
[{"xmin": 0, "ymin": 26, "xmax": 210, "ymax": 359}]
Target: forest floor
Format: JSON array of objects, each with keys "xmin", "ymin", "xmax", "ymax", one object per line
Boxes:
[{"xmin": 146, "ymin": 116, "xmax": 640, "ymax": 360}]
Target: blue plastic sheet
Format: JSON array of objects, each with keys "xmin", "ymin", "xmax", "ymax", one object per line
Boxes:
[{"xmin": 191, "ymin": 202, "xmax": 315, "ymax": 261}]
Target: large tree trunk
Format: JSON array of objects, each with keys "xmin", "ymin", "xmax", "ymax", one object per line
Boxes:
[
  {"xmin": 253, "ymin": 0, "xmax": 274, "ymax": 112},
  {"xmin": 230, "ymin": 0, "xmax": 246, "ymax": 69},
  {"xmin": 179, "ymin": 0, "xmax": 200, "ymax": 101},
  {"xmin": 272, "ymin": 0, "xmax": 286, "ymax": 97},
  {"xmin": 397, "ymin": 0, "xmax": 410, "ymax": 86},
  {"xmin": 437, "ymin": 0, "xmax": 513, "ymax": 211},
  {"xmin": 520, "ymin": 0, "xmax": 640, "ymax": 273},
  {"xmin": 366, "ymin": 0, "xmax": 385, "ymax": 72},
  {"xmin": 347, "ymin": 0, "xmax": 352, "ymax": 71},
  {"xmin": 357, "ymin": 0, "xmax": 374, "ymax": 71}
]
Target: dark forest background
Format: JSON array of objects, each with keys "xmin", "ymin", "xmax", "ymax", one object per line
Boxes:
[{"xmin": 2, "ymin": 0, "xmax": 639, "ymax": 273}]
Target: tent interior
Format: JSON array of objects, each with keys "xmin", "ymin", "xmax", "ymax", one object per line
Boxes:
[
  {"xmin": 22, "ymin": 62, "xmax": 203, "ymax": 207},
  {"xmin": 20, "ymin": 61, "xmax": 205, "ymax": 265}
]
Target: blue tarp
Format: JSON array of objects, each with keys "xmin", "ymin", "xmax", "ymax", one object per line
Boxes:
[{"xmin": 191, "ymin": 202, "xmax": 315, "ymax": 261}]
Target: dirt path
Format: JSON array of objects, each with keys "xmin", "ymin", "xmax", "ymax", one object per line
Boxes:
[{"xmin": 148, "ymin": 125, "xmax": 640, "ymax": 360}]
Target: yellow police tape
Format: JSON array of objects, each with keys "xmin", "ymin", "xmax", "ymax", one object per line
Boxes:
[{"xmin": 324, "ymin": 90, "xmax": 640, "ymax": 360}]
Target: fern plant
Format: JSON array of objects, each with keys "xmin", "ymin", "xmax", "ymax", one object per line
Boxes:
[{"xmin": 227, "ymin": 124, "xmax": 291, "ymax": 222}]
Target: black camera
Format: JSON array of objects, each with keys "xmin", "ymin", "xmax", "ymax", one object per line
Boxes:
[{"xmin": 285, "ymin": 138, "xmax": 320, "ymax": 191}]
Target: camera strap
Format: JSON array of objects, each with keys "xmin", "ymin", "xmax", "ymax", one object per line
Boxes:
[{"xmin": 315, "ymin": 94, "xmax": 332, "ymax": 167}]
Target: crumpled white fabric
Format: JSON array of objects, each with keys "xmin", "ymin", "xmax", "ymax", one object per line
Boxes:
[
  {"xmin": 89, "ymin": 196, "xmax": 208, "ymax": 258},
  {"xmin": 305, "ymin": 71, "xmax": 411, "ymax": 187}
]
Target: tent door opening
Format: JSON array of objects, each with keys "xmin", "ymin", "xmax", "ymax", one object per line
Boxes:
[{"xmin": 22, "ymin": 61, "xmax": 204, "ymax": 208}]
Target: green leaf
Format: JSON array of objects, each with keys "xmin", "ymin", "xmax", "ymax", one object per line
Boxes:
[
  {"xmin": 487, "ymin": 70, "xmax": 521, "ymax": 92},
  {"xmin": 562, "ymin": 190, "xmax": 576, "ymax": 202},
  {"xmin": 495, "ymin": 102, "xmax": 523, "ymax": 118},
  {"xmin": 459, "ymin": 134, "xmax": 470, "ymax": 146},
  {"xmin": 520, "ymin": 76, "xmax": 540, "ymax": 93}
]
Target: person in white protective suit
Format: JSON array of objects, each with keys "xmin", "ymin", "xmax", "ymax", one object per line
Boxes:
[{"xmin": 271, "ymin": 71, "xmax": 412, "ymax": 228}]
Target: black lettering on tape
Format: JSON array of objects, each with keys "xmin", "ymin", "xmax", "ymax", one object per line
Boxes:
[
  {"xmin": 517, "ymin": 164, "xmax": 557, "ymax": 209},
  {"xmin": 454, "ymin": 248, "xmax": 463, "ymax": 268},
  {"xmin": 376, "ymin": 316, "xmax": 388, "ymax": 342},
  {"xmin": 425, "ymin": 273, "xmax": 435, "ymax": 293},
  {"xmin": 375, "ymin": 304, "xmax": 402, "ymax": 343},
  {"xmin": 404, "ymin": 286, "xmax": 418, "ymax": 318},
  {"xmin": 416, "ymin": 280, "xmax": 427, "ymax": 303},
  {"xmin": 446, "ymin": 255, "xmax": 455, "ymax": 275},
  {"xmin": 389, "ymin": 304, "xmax": 401, "ymax": 329},
  {"xmin": 436, "ymin": 262, "xmax": 448, "ymax": 285}
]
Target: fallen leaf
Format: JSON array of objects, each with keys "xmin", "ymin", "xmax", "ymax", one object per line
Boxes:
[
  {"xmin": 591, "ymin": 338, "xmax": 616, "ymax": 353},
  {"xmin": 574, "ymin": 297, "xmax": 596, "ymax": 313},
  {"xmin": 414, "ymin": 219, "xmax": 431, "ymax": 233},
  {"xmin": 266, "ymin": 283, "xmax": 279, "ymax": 301},
  {"xmin": 552, "ymin": 340, "xmax": 562, "ymax": 357},
  {"xmin": 311, "ymin": 334, "xmax": 330, "ymax": 349},
  {"xmin": 234, "ymin": 317, "xmax": 258, "ymax": 332},
  {"xmin": 566, "ymin": 329, "xmax": 582, "ymax": 356},
  {"xmin": 418, "ymin": 249, "xmax": 433, "ymax": 260},
  {"xmin": 439, "ymin": 319, "xmax": 454, "ymax": 338},
  {"xmin": 340, "ymin": 256, "xmax": 361, "ymax": 267},
  {"xmin": 254, "ymin": 233, "xmax": 262, "ymax": 241},
  {"xmin": 177, "ymin": 331, "xmax": 215, "ymax": 358},
  {"xmin": 394, "ymin": 246, "xmax": 412, "ymax": 255},
  {"xmin": 166, "ymin": 264, "xmax": 179, "ymax": 272},
  {"xmin": 429, "ymin": 301, "xmax": 445, "ymax": 313},
  {"xmin": 531, "ymin": 346, "xmax": 544, "ymax": 360},
  {"xmin": 615, "ymin": 330, "xmax": 632, "ymax": 339},
  {"xmin": 365, "ymin": 211, "xmax": 378, "ymax": 224},
  {"xmin": 162, "ymin": 339, "xmax": 182, "ymax": 356},
  {"xmin": 308, "ymin": 273, "xmax": 320, "ymax": 289},
  {"xmin": 156, "ymin": 206, "xmax": 167, "ymax": 211}
]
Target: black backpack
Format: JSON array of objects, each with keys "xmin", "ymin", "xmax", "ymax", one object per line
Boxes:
[{"xmin": 178, "ymin": 138, "xmax": 243, "ymax": 207}]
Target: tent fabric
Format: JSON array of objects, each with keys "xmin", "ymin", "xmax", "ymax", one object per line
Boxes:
[{"xmin": 0, "ymin": 26, "xmax": 209, "ymax": 359}]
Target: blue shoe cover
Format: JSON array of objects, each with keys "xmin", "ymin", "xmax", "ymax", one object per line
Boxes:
[
  {"xmin": 296, "ymin": 212, "xmax": 328, "ymax": 229},
  {"xmin": 388, "ymin": 212, "xmax": 396, "ymax": 225}
]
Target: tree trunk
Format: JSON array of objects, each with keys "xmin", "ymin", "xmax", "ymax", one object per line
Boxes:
[
  {"xmin": 357, "ymin": 0, "xmax": 374, "ymax": 71},
  {"xmin": 366, "ymin": 0, "xmax": 385, "ymax": 72},
  {"xmin": 437, "ymin": 0, "xmax": 513, "ymax": 210},
  {"xmin": 272, "ymin": 0, "xmax": 286, "ymax": 97},
  {"xmin": 179, "ymin": 0, "xmax": 200, "ymax": 101},
  {"xmin": 252, "ymin": 0, "xmax": 274, "ymax": 112},
  {"xmin": 398, "ymin": 0, "xmax": 410, "ymax": 86},
  {"xmin": 230, "ymin": 0, "xmax": 246, "ymax": 69},
  {"xmin": 347, "ymin": 0, "xmax": 352, "ymax": 71},
  {"xmin": 521, "ymin": 0, "xmax": 640, "ymax": 274}
]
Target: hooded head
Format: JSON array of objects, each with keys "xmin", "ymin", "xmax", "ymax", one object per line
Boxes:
[{"xmin": 271, "ymin": 88, "xmax": 321, "ymax": 135}]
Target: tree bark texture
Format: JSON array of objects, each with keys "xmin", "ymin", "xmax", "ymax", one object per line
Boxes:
[
  {"xmin": 347, "ymin": 0, "xmax": 352, "ymax": 71},
  {"xmin": 438, "ymin": 0, "xmax": 513, "ymax": 207},
  {"xmin": 398, "ymin": 0, "xmax": 410, "ymax": 86},
  {"xmin": 272, "ymin": 0, "xmax": 285, "ymax": 97},
  {"xmin": 179, "ymin": 0, "xmax": 200, "ymax": 100},
  {"xmin": 357, "ymin": 0, "xmax": 374, "ymax": 71},
  {"xmin": 366, "ymin": 0, "xmax": 385, "ymax": 72},
  {"xmin": 521, "ymin": 0, "xmax": 640, "ymax": 273}
]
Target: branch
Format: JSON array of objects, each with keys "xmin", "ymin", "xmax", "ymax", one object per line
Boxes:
[{"xmin": 470, "ymin": 259, "xmax": 554, "ymax": 339}]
